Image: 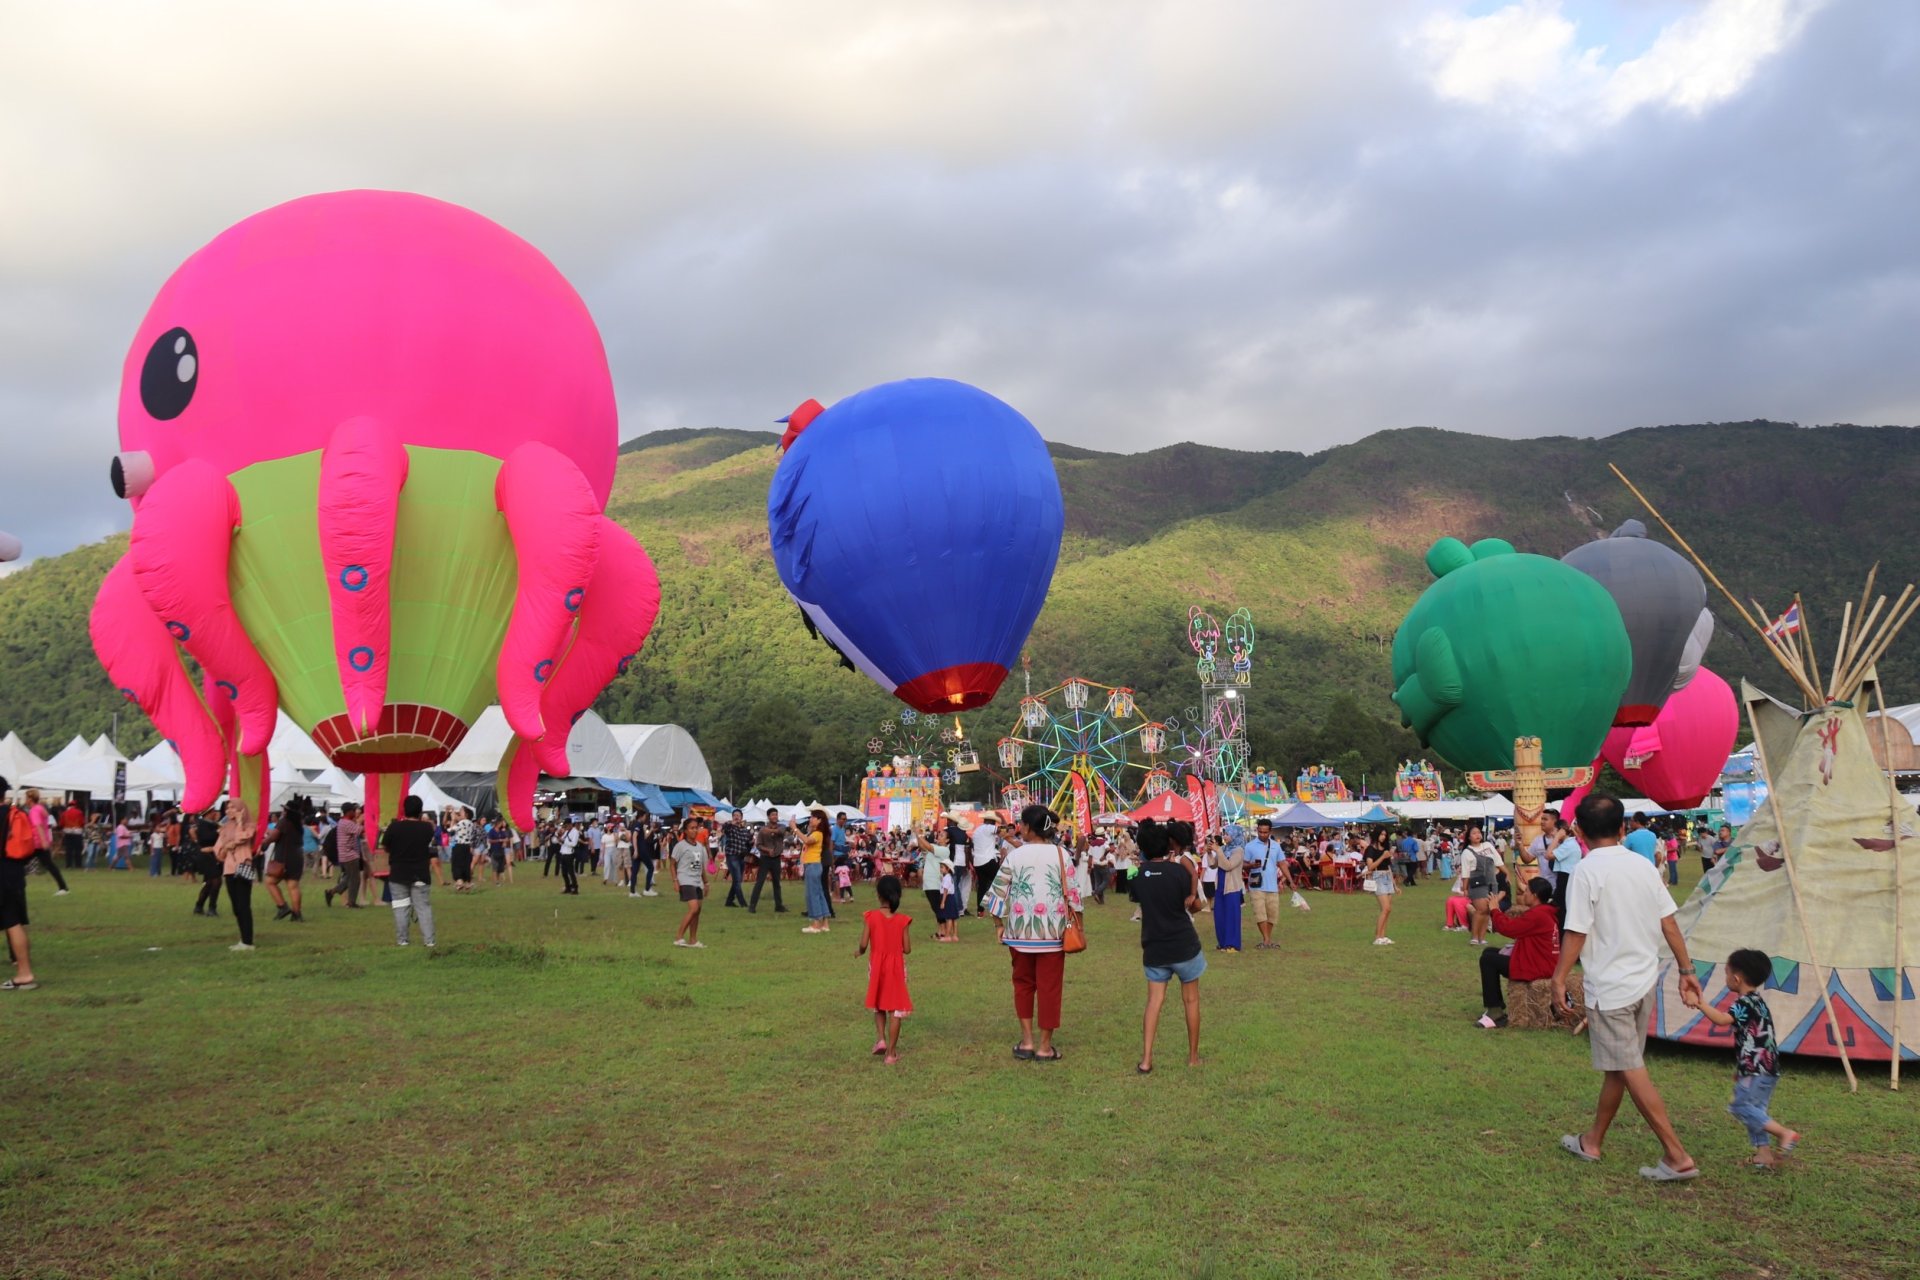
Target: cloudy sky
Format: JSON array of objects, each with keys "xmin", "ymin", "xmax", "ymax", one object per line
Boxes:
[{"xmin": 2, "ymin": 0, "xmax": 1914, "ymax": 564}]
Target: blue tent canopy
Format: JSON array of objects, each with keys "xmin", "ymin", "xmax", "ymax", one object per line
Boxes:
[
  {"xmin": 1354, "ymin": 804, "xmax": 1398, "ymax": 824},
  {"xmin": 1269, "ymin": 802, "xmax": 1340, "ymax": 828}
]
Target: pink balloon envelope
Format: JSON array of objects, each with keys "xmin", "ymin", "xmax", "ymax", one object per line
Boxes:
[{"xmin": 1600, "ymin": 666, "xmax": 1738, "ymax": 811}]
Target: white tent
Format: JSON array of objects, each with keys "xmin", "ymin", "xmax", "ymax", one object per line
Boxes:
[
  {"xmin": 269, "ymin": 711, "xmax": 333, "ymax": 772},
  {"xmin": 132, "ymin": 740, "xmax": 185, "ymax": 787},
  {"xmin": 606, "ymin": 723, "xmax": 713, "ymax": 790},
  {"xmin": 269, "ymin": 759, "xmax": 349, "ymax": 811},
  {"xmin": 0, "ymin": 732, "xmax": 47, "ymax": 785},
  {"xmin": 410, "ymin": 772, "xmax": 469, "ymax": 814},
  {"xmin": 1389, "ymin": 796, "xmax": 1518, "ymax": 821},
  {"xmin": 22, "ymin": 736, "xmax": 171, "ymax": 795},
  {"xmin": 436, "ymin": 706, "xmax": 515, "ymax": 773},
  {"xmin": 561, "ymin": 710, "xmax": 629, "ymax": 779}
]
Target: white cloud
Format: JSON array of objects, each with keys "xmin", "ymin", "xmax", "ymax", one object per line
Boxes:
[{"xmin": 1417, "ymin": 0, "xmax": 1829, "ymax": 140}]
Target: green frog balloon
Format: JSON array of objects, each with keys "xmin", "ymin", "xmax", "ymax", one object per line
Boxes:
[{"xmin": 1391, "ymin": 536, "xmax": 1631, "ymax": 772}]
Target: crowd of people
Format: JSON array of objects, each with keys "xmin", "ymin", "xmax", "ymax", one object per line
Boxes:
[{"xmin": 0, "ymin": 777, "xmax": 1797, "ymax": 1179}]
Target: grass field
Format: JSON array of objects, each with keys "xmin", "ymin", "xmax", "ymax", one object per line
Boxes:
[{"xmin": 2, "ymin": 863, "xmax": 1916, "ymax": 1280}]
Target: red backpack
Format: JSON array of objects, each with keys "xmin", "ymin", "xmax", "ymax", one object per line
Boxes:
[{"xmin": 4, "ymin": 806, "xmax": 35, "ymax": 860}]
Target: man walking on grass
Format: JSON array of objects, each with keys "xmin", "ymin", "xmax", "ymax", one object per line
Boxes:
[
  {"xmin": 1554, "ymin": 793, "xmax": 1702, "ymax": 1181},
  {"xmin": 720, "ymin": 809, "xmax": 753, "ymax": 907}
]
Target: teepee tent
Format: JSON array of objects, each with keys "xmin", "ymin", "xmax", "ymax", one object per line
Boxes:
[{"xmin": 1652, "ymin": 680, "xmax": 1919, "ymax": 1072}]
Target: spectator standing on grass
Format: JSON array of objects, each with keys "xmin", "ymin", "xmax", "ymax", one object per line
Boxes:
[
  {"xmin": 215, "ymin": 800, "xmax": 259, "ymax": 952},
  {"xmin": 987, "ymin": 804, "xmax": 1083, "ymax": 1063},
  {"xmin": 1365, "ymin": 830, "xmax": 1397, "ymax": 946},
  {"xmin": 857, "ymin": 873, "xmax": 914, "ymax": 1063},
  {"xmin": 1132, "ymin": 819, "xmax": 1203, "ymax": 1073},
  {"xmin": 1554, "ymin": 794, "xmax": 1701, "ymax": 1181},
  {"xmin": 1460, "ymin": 824, "xmax": 1500, "ymax": 945},
  {"xmin": 383, "ymin": 796, "xmax": 439, "ymax": 949},
  {"xmin": 1396, "ymin": 827, "xmax": 1421, "ymax": 886},
  {"xmin": 671, "ymin": 819, "xmax": 708, "ymax": 948},
  {"xmin": 1208, "ymin": 826, "xmax": 1246, "ymax": 953},
  {"xmin": 59, "ymin": 800, "xmax": 84, "ymax": 872},
  {"xmin": 2, "ymin": 782, "xmax": 40, "ymax": 989},
  {"xmin": 720, "ymin": 810, "xmax": 753, "ymax": 908},
  {"xmin": 749, "ymin": 810, "xmax": 787, "ymax": 912},
  {"xmin": 1621, "ymin": 811, "xmax": 1660, "ymax": 869},
  {"xmin": 264, "ymin": 798, "xmax": 307, "ymax": 923},
  {"xmin": 801, "ymin": 810, "xmax": 834, "ymax": 934},
  {"xmin": 971, "ymin": 817, "xmax": 1003, "ymax": 916},
  {"xmin": 190, "ymin": 808, "xmax": 222, "ymax": 918},
  {"xmin": 558, "ymin": 820, "xmax": 582, "ymax": 895},
  {"xmin": 1242, "ymin": 818, "xmax": 1286, "ymax": 950},
  {"xmin": 1680, "ymin": 947, "xmax": 1801, "ymax": 1170}
]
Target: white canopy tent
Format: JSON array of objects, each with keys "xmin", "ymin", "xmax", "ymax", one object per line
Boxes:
[
  {"xmin": 0, "ymin": 731, "xmax": 47, "ymax": 785},
  {"xmin": 22, "ymin": 736, "xmax": 172, "ymax": 795},
  {"xmin": 1388, "ymin": 797, "xmax": 1517, "ymax": 821},
  {"xmin": 561, "ymin": 710, "xmax": 628, "ymax": 780},
  {"xmin": 269, "ymin": 711, "xmax": 333, "ymax": 773},
  {"xmin": 132, "ymin": 741, "xmax": 185, "ymax": 788},
  {"xmin": 410, "ymin": 772, "xmax": 469, "ymax": 814},
  {"xmin": 605, "ymin": 723, "xmax": 713, "ymax": 790}
]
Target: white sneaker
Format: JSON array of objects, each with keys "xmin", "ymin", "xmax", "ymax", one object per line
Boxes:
[
  {"xmin": 628, "ymin": 892, "xmax": 639, "ymax": 898},
  {"xmin": 689, "ymin": 941, "xmax": 705, "ymax": 949},
  {"xmin": 643, "ymin": 890, "xmax": 659, "ymax": 897},
  {"xmin": 54, "ymin": 889, "xmax": 70, "ymax": 896},
  {"xmin": 673, "ymin": 938, "xmax": 691, "ymax": 947},
  {"xmin": 229, "ymin": 942, "xmax": 254, "ymax": 952},
  {"xmin": 1377, "ymin": 937, "xmax": 1394, "ymax": 946},
  {"xmin": 397, "ymin": 940, "xmax": 410, "ymax": 947}
]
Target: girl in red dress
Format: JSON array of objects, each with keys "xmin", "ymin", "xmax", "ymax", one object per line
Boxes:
[{"xmin": 856, "ymin": 874, "xmax": 914, "ymax": 1064}]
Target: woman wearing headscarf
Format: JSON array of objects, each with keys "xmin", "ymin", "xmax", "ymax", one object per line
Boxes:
[
  {"xmin": 1209, "ymin": 825, "xmax": 1247, "ymax": 953},
  {"xmin": 986, "ymin": 804, "xmax": 1083, "ymax": 1062},
  {"xmin": 214, "ymin": 800, "xmax": 260, "ymax": 952}
]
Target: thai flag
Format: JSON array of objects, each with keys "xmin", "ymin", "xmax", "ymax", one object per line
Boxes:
[{"xmin": 1763, "ymin": 602, "xmax": 1802, "ymax": 642}]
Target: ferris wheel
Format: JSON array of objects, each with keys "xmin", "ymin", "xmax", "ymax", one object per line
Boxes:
[{"xmin": 996, "ymin": 678, "xmax": 1170, "ymax": 828}]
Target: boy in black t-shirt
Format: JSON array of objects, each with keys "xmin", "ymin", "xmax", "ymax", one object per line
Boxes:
[
  {"xmin": 1681, "ymin": 947, "xmax": 1801, "ymax": 1169},
  {"xmin": 1132, "ymin": 820, "xmax": 1205, "ymax": 1074}
]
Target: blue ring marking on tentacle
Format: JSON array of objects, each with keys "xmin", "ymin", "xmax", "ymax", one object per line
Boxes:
[
  {"xmin": 616, "ymin": 653, "xmax": 635, "ymax": 675},
  {"xmin": 216, "ymin": 680, "xmax": 239, "ymax": 699},
  {"xmin": 165, "ymin": 621, "xmax": 191, "ymax": 641},
  {"xmin": 564, "ymin": 587, "xmax": 584, "ymax": 612},
  {"xmin": 533, "ymin": 659, "xmax": 553, "ymax": 684},
  {"xmin": 348, "ymin": 646, "xmax": 376, "ymax": 673},
  {"xmin": 119, "ymin": 687, "xmax": 138, "ymax": 701},
  {"xmin": 340, "ymin": 565, "xmax": 369, "ymax": 592}
]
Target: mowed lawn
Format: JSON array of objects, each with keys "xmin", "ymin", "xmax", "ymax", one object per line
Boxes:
[{"xmin": 3, "ymin": 864, "xmax": 1916, "ymax": 1280}]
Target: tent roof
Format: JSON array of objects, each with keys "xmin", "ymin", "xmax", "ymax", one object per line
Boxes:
[
  {"xmin": 1124, "ymin": 791, "xmax": 1194, "ymax": 823},
  {"xmin": 561, "ymin": 710, "xmax": 629, "ymax": 780},
  {"xmin": 606, "ymin": 723, "xmax": 713, "ymax": 791},
  {"xmin": 22, "ymin": 744, "xmax": 172, "ymax": 795},
  {"xmin": 0, "ymin": 731, "xmax": 47, "ymax": 784},
  {"xmin": 270, "ymin": 711, "xmax": 333, "ymax": 773},
  {"xmin": 1269, "ymin": 801, "xmax": 1341, "ymax": 827},
  {"xmin": 410, "ymin": 773, "xmax": 469, "ymax": 814},
  {"xmin": 132, "ymin": 741, "xmax": 185, "ymax": 786}
]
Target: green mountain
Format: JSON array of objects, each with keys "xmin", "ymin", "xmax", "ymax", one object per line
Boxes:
[{"xmin": 3, "ymin": 421, "xmax": 1915, "ymax": 803}]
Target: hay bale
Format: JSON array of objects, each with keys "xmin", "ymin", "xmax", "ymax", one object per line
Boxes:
[{"xmin": 1507, "ymin": 973, "xmax": 1586, "ymax": 1030}]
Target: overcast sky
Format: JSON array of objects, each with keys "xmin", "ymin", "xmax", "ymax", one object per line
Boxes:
[{"xmin": 2, "ymin": 0, "xmax": 1914, "ymax": 565}]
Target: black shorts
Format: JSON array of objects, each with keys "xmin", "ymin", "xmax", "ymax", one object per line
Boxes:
[
  {"xmin": 679, "ymin": 885, "xmax": 704, "ymax": 902},
  {"xmin": 269, "ymin": 858, "xmax": 304, "ymax": 881},
  {"xmin": 0, "ymin": 857, "xmax": 28, "ymax": 930},
  {"xmin": 451, "ymin": 847, "xmax": 474, "ymax": 882}
]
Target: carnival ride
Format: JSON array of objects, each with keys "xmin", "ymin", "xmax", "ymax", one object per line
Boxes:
[
  {"xmin": 859, "ymin": 708, "xmax": 973, "ymax": 827},
  {"xmin": 1392, "ymin": 759, "xmax": 1445, "ymax": 802},
  {"xmin": 998, "ymin": 678, "xmax": 1165, "ymax": 834},
  {"xmin": 1294, "ymin": 763, "xmax": 1353, "ymax": 803}
]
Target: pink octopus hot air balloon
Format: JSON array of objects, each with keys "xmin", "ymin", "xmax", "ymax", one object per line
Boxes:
[{"xmin": 91, "ymin": 191, "xmax": 660, "ymax": 832}]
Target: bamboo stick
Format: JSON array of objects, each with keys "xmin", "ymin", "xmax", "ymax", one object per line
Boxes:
[
  {"xmin": 1836, "ymin": 589, "xmax": 1917, "ymax": 703},
  {"xmin": 1609, "ymin": 465, "xmax": 1824, "ymax": 705},
  {"xmin": 1831, "ymin": 600, "xmax": 1856, "ymax": 702},
  {"xmin": 1744, "ymin": 697, "xmax": 1857, "ymax": 1091},
  {"xmin": 1796, "ymin": 593, "xmax": 1824, "ymax": 702},
  {"xmin": 1838, "ymin": 594, "xmax": 1890, "ymax": 693},
  {"xmin": 1872, "ymin": 677, "xmax": 1906, "ymax": 1090},
  {"xmin": 1754, "ymin": 597, "xmax": 1816, "ymax": 698}
]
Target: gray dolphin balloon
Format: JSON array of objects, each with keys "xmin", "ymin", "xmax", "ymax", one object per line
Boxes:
[{"xmin": 1562, "ymin": 519, "xmax": 1711, "ymax": 726}]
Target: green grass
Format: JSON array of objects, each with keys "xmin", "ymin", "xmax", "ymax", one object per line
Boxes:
[{"xmin": 3, "ymin": 866, "xmax": 1916, "ymax": 1279}]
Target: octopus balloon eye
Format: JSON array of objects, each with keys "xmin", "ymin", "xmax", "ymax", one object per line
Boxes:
[{"xmin": 139, "ymin": 326, "xmax": 198, "ymax": 420}]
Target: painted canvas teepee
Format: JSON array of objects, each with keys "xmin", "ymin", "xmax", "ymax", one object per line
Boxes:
[{"xmin": 1651, "ymin": 680, "xmax": 1918, "ymax": 1064}]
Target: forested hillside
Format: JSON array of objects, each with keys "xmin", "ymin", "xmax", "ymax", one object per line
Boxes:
[{"xmin": 3, "ymin": 420, "xmax": 1914, "ymax": 801}]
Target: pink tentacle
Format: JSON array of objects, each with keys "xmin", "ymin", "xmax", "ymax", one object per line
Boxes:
[
  {"xmin": 317, "ymin": 418, "xmax": 409, "ymax": 739},
  {"xmin": 127, "ymin": 459, "xmax": 279, "ymax": 755},
  {"xmin": 533, "ymin": 518, "xmax": 662, "ymax": 776},
  {"xmin": 201, "ymin": 674, "xmax": 267, "ymax": 838},
  {"xmin": 495, "ymin": 443, "xmax": 601, "ymax": 744},
  {"xmin": 497, "ymin": 735, "xmax": 539, "ymax": 832},
  {"xmin": 90, "ymin": 557, "xmax": 231, "ymax": 812}
]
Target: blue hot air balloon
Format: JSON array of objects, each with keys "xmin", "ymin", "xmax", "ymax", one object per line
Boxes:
[{"xmin": 767, "ymin": 377, "xmax": 1064, "ymax": 712}]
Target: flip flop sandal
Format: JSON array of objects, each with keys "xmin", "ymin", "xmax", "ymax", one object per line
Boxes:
[
  {"xmin": 1135, "ymin": 1064, "xmax": 1153, "ymax": 1075},
  {"xmin": 1747, "ymin": 1159, "xmax": 1779, "ymax": 1173},
  {"xmin": 1780, "ymin": 1133, "xmax": 1802, "ymax": 1156},
  {"xmin": 1638, "ymin": 1161, "xmax": 1700, "ymax": 1182},
  {"xmin": 1012, "ymin": 1045, "xmax": 1036, "ymax": 1060},
  {"xmin": 0, "ymin": 979, "xmax": 38, "ymax": 991},
  {"xmin": 1559, "ymin": 1134, "xmax": 1600, "ymax": 1162},
  {"xmin": 1033, "ymin": 1049, "xmax": 1063, "ymax": 1062}
]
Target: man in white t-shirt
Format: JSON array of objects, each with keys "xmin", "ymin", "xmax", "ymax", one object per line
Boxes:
[
  {"xmin": 969, "ymin": 820, "xmax": 1003, "ymax": 918},
  {"xmin": 1553, "ymin": 794, "xmax": 1702, "ymax": 1181}
]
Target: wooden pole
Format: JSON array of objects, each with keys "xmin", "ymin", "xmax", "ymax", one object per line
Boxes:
[
  {"xmin": 1609, "ymin": 465, "xmax": 1824, "ymax": 705},
  {"xmin": 1872, "ymin": 677, "xmax": 1906, "ymax": 1090},
  {"xmin": 1744, "ymin": 698, "xmax": 1857, "ymax": 1091},
  {"xmin": 1831, "ymin": 600, "xmax": 1856, "ymax": 702},
  {"xmin": 1796, "ymin": 593, "xmax": 1823, "ymax": 702},
  {"xmin": 1837, "ymin": 590, "xmax": 1919, "ymax": 703}
]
